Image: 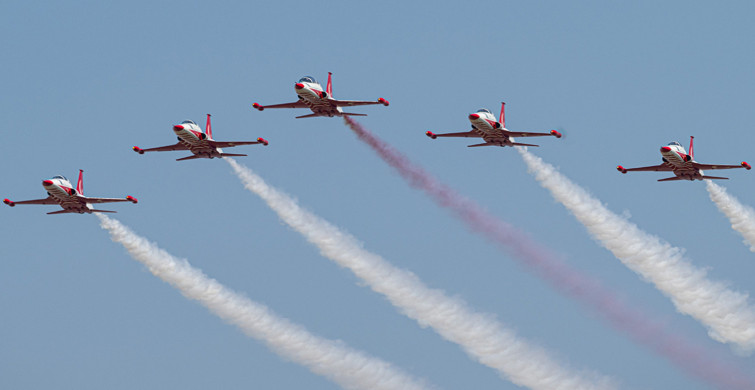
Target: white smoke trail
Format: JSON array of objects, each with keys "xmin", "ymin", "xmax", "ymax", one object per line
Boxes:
[
  {"xmin": 226, "ymin": 158, "xmax": 615, "ymax": 390},
  {"xmin": 518, "ymin": 147, "xmax": 755, "ymax": 354},
  {"xmin": 96, "ymin": 214, "xmax": 432, "ymax": 390},
  {"xmin": 706, "ymin": 180, "xmax": 755, "ymax": 252}
]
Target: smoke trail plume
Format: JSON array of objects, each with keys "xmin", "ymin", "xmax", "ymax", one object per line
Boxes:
[
  {"xmin": 226, "ymin": 159, "xmax": 615, "ymax": 390},
  {"xmin": 344, "ymin": 117, "xmax": 755, "ymax": 389},
  {"xmin": 97, "ymin": 214, "xmax": 431, "ymax": 390},
  {"xmin": 706, "ymin": 180, "xmax": 755, "ymax": 252},
  {"xmin": 518, "ymin": 148, "xmax": 755, "ymax": 354}
]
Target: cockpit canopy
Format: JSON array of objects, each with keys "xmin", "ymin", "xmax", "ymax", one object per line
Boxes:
[
  {"xmin": 476, "ymin": 108, "xmax": 492, "ymax": 115},
  {"xmin": 181, "ymin": 120, "xmax": 196, "ymax": 125},
  {"xmin": 668, "ymin": 141, "xmax": 682, "ymax": 147},
  {"xmin": 298, "ymin": 76, "xmax": 317, "ymax": 84},
  {"xmin": 52, "ymin": 175, "xmax": 67, "ymax": 181}
]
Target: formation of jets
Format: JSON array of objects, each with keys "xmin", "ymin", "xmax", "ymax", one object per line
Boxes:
[{"xmin": 4, "ymin": 72, "xmax": 751, "ymax": 214}]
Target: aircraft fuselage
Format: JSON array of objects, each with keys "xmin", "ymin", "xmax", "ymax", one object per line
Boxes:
[
  {"xmin": 42, "ymin": 177, "xmax": 91, "ymax": 213},
  {"xmin": 659, "ymin": 143, "xmax": 704, "ymax": 180},
  {"xmin": 294, "ymin": 81, "xmax": 342, "ymax": 117},
  {"xmin": 173, "ymin": 122, "xmax": 224, "ymax": 158}
]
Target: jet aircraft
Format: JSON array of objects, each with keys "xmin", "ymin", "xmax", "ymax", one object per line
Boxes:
[
  {"xmin": 3, "ymin": 170, "xmax": 138, "ymax": 214},
  {"xmin": 133, "ymin": 114, "xmax": 268, "ymax": 161},
  {"xmin": 252, "ymin": 72, "xmax": 389, "ymax": 118},
  {"xmin": 617, "ymin": 136, "xmax": 751, "ymax": 181},
  {"xmin": 425, "ymin": 102, "xmax": 562, "ymax": 147}
]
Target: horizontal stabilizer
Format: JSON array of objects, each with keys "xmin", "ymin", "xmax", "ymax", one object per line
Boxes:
[
  {"xmin": 176, "ymin": 155, "xmax": 205, "ymax": 161},
  {"xmin": 341, "ymin": 113, "xmax": 368, "ymax": 117},
  {"xmin": 657, "ymin": 176, "xmax": 685, "ymax": 182},
  {"xmin": 47, "ymin": 209, "xmax": 77, "ymax": 215},
  {"xmin": 467, "ymin": 143, "xmax": 497, "ymax": 147},
  {"xmin": 295, "ymin": 113, "xmax": 320, "ymax": 119},
  {"xmin": 702, "ymin": 175, "xmax": 730, "ymax": 180},
  {"xmin": 511, "ymin": 142, "xmax": 540, "ymax": 147},
  {"xmin": 90, "ymin": 209, "xmax": 117, "ymax": 213},
  {"xmin": 220, "ymin": 153, "xmax": 248, "ymax": 157}
]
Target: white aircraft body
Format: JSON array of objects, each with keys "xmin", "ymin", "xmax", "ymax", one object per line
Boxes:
[
  {"xmin": 617, "ymin": 136, "xmax": 751, "ymax": 181},
  {"xmin": 426, "ymin": 102, "xmax": 562, "ymax": 147},
  {"xmin": 4, "ymin": 170, "xmax": 138, "ymax": 214},
  {"xmin": 133, "ymin": 114, "xmax": 268, "ymax": 161},
  {"xmin": 252, "ymin": 72, "xmax": 389, "ymax": 118}
]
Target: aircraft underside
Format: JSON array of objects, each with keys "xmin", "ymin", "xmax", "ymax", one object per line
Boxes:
[{"xmin": 303, "ymin": 100, "xmax": 339, "ymax": 117}]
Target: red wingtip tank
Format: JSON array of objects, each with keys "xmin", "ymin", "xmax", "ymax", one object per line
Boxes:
[
  {"xmin": 742, "ymin": 161, "xmax": 752, "ymax": 170},
  {"xmin": 616, "ymin": 165, "xmax": 627, "ymax": 174},
  {"xmin": 126, "ymin": 196, "xmax": 138, "ymax": 204},
  {"xmin": 425, "ymin": 131, "xmax": 437, "ymax": 139},
  {"xmin": 4, "ymin": 199, "xmax": 15, "ymax": 207},
  {"xmin": 378, "ymin": 98, "xmax": 389, "ymax": 106},
  {"xmin": 550, "ymin": 130, "xmax": 562, "ymax": 138},
  {"xmin": 252, "ymin": 103, "xmax": 264, "ymax": 111},
  {"xmin": 132, "ymin": 146, "xmax": 145, "ymax": 154},
  {"xmin": 257, "ymin": 137, "xmax": 269, "ymax": 146}
]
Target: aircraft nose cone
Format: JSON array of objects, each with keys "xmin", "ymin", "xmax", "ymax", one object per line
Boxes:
[
  {"xmin": 468, "ymin": 113, "xmax": 480, "ymax": 120},
  {"xmin": 173, "ymin": 125, "xmax": 184, "ymax": 132},
  {"xmin": 42, "ymin": 180, "xmax": 53, "ymax": 186},
  {"xmin": 295, "ymin": 83, "xmax": 305, "ymax": 90},
  {"xmin": 661, "ymin": 146, "xmax": 672, "ymax": 153}
]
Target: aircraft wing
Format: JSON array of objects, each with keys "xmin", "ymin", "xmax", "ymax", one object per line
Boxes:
[
  {"xmin": 619, "ymin": 164, "xmax": 673, "ymax": 172},
  {"xmin": 5, "ymin": 197, "xmax": 58, "ymax": 205},
  {"xmin": 332, "ymin": 99, "xmax": 384, "ymax": 107},
  {"xmin": 136, "ymin": 143, "xmax": 189, "ymax": 153},
  {"xmin": 82, "ymin": 196, "xmax": 137, "ymax": 204},
  {"xmin": 253, "ymin": 101, "xmax": 308, "ymax": 110},
  {"xmin": 427, "ymin": 130, "xmax": 479, "ymax": 138},
  {"xmin": 691, "ymin": 162, "xmax": 749, "ymax": 170},
  {"xmin": 208, "ymin": 139, "xmax": 266, "ymax": 148},
  {"xmin": 503, "ymin": 130, "xmax": 557, "ymax": 138}
]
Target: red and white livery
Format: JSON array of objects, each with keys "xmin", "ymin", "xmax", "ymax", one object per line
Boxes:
[
  {"xmin": 133, "ymin": 114, "xmax": 268, "ymax": 161},
  {"xmin": 617, "ymin": 136, "xmax": 751, "ymax": 181},
  {"xmin": 426, "ymin": 102, "xmax": 562, "ymax": 148},
  {"xmin": 3, "ymin": 170, "xmax": 138, "ymax": 214},
  {"xmin": 252, "ymin": 72, "xmax": 389, "ymax": 118}
]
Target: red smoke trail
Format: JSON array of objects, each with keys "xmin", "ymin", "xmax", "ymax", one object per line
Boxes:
[{"xmin": 344, "ymin": 117, "xmax": 755, "ymax": 390}]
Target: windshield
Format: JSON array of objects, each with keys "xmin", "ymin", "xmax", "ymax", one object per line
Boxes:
[
  {"xmin": 476, "ymin": 108, "xmax": 492, "ymax": 115},
  {"xmin": 181, "ymin": 120, "xmax": 196, "ymax": 125},
  {"xmin": 52, "ymin": 175, "xmax": 67, "ymax": 181},
  {"xmin": 298, "ymin": 76, "xmax": 317, "ymax": 84},
  {"xmin": 668, "ymin": 141, "xmax": 682, "ymax": 147}
]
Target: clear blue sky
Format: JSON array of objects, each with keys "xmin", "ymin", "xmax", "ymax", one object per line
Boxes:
[{"xmin": 1, "ymin": 1, "xmax": 753, "ymax": 389}]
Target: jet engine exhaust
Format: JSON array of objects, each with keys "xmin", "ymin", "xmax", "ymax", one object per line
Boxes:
[
  {"xmin": 225, "ymin": 158, "xmax": 615, "ymax": 390},
  {"xmin": 517, "ymin": 147, "xmax": 755, "ymax": 355},
  {"xmin": 706, "ymin": 180, "xmax": 755, "ymax": 253},
  {"xmin": 344, "ymin": 116, "xmax": 755, "ymax": 390},
  {"xmin": 96, "ymin": 214, "xmax": 430, "ymax": 390}
]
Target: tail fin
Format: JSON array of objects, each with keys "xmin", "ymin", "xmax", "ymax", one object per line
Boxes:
[
  {"xmin": 206, "ymin": 114, "xmax": 213, "ymax": 139},
  {"xmin": 689, "ymin": 136, "xmax": 694, "ymax": 160},
  {"xmin": 77, "ymin": 170, "xmax": 84, "ymax": 195},
  {"xmin": 326, "ymin": 72, "xmax": 333, "ymax": 97},
  {"xmin": 499, "ymin": 102, "xmax": 506, "ymax": 128}
]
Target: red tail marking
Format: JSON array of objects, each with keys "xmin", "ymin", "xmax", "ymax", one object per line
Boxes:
[
  {"xmin": 77, "ymin": 169, "xmax": 84, "ymax": 195},
  {"xmin": 689, "ymin": 136, "xmax": 694, "ymax": 160},
  {"xmin": 326, "ymin": 72, "xmax": 333, "ymax": 97},
  {"xmin": 206, "ymin": 114, "xmax": 213, "ymax": 139},
  {"xmin": 499, "ymin": 102, "xmax": 506, "ymax": 128}
]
